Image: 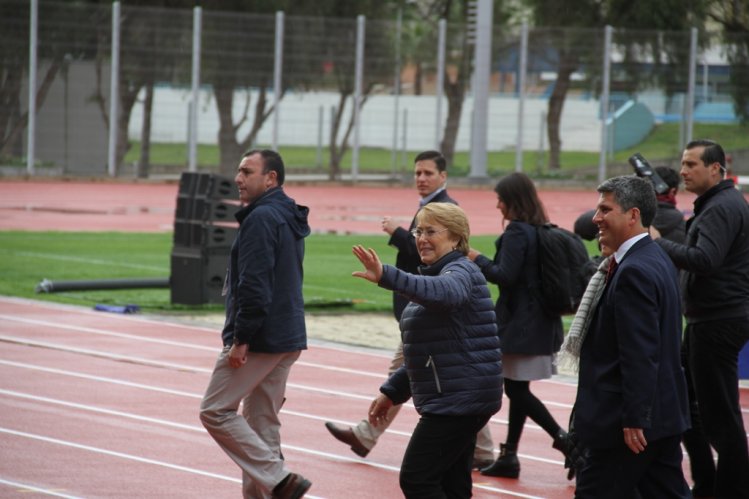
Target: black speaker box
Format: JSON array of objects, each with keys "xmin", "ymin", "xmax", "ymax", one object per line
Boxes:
[
  {"xmin": 173, "ymin": 221, "xmax": 237, "ymax": 250},
  {"xmin": 170, "ymin": 248, "xmax": 229, "ymax": 305},
  {"xmin": 193, "ymin": 197, "xmax": 239, "ymax": 222}
]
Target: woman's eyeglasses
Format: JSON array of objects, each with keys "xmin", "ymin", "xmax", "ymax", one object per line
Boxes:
[{"xmin": 411, "ymin": 228, "xmax": 449, "ymax": 239}]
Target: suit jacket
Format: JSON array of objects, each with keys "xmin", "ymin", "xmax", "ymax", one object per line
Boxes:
[
  {"xmin": 574, "ymin": 236, "xmax": 689, "ymax": 449},
  {"xmin": 387, "ymin": 189, "xmax": 458, "ymax": 320}
]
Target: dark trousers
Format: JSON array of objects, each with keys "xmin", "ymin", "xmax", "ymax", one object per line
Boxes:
[
  {"xmin": 575, "ymin": 435, "xmax": 689, "ymax": 499},
  {"xmin": 680, "ymin": 337, "xmax": 716, "ymax": 496},
  {"xmin": 686, "ymin": 319, "xmax": 749, "ymax": 498},
  {"xmin": 400, "ymin": 413, "xmax": 491, "ymax": 499}
]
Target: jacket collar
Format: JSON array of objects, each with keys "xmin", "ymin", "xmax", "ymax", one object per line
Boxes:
[
  {"xmin": 418, "ymin": 250, "xmax": 463, "ymax": 276},
  {"xmin": 693, "ymin": 179, "xmax": 734, "ymax": 215}
]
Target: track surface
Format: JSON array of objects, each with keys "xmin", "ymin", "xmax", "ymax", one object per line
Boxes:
[{"xmin": 1, "ymin": 179, "xmax": 747, "ymax": 498}]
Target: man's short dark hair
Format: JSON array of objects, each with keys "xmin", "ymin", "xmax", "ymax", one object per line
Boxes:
[
  {"xmin": 685, "ymin": 139, "xmax": 726, "ymax": 172},
  {"xmin": 655, "ymin": 166, "xmax": 681, "ymax": 191},
  {"xmin": 244, "ymin": 149, "xmax": 285, "ymax": 185},
  {"xmin": 414, "ymin": 150, "xmax": 447, "ymax": 172},
  {"xmin": 597, "ymin": 175, "xmax": 657, "ymax": 227}
]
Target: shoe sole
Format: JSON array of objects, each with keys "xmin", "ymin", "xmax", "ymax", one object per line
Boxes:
[{"xmin": 480, "ymin": 469, "xmax": 520, "ymax": 479}]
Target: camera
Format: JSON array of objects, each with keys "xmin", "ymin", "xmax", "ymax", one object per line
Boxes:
[{"xmin": 628, "ymin": 153, "xmax": 669, "ymax": 195}]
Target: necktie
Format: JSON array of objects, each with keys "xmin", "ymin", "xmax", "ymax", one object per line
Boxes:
[{"xmin": 606, "ymin": 257, "xmax": 618, "ymax": 283}]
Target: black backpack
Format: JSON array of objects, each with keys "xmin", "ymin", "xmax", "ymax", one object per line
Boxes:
[{"xmin": 534, "ymin": 223, "xmax": 596, "ymax": 316}]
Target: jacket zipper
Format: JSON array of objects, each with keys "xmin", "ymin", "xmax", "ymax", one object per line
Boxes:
[{"xmin": 426, "ymin": 355, "xmax": 442, "ymax": 394}]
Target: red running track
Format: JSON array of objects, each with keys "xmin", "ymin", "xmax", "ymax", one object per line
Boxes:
[
  {"xmin": 1, "ymin": 296, "xmax": 748, "ymax": 498},
  {"xmin": 0, "ymin": 179, "xmax": 702, "ymax": 235},
  {"xmin": 0, "ymin": 296, "xmax": 578, "ymax": 498}
]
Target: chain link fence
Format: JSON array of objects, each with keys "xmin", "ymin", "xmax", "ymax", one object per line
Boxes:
[{"xmin": 2, "ymin": 0, "xmax": 747, "ymax": 180}]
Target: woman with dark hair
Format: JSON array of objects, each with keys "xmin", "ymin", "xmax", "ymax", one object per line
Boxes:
[{"xmin": 469, "ymin": 172, "xmax": 575, "ymax": 480}]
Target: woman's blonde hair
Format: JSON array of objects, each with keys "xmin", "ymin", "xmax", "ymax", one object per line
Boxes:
[{"xmin": 415, "ymin": 203, "xmax": 470, "ymax": 255}]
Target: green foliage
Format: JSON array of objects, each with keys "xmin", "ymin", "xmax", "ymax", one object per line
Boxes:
[{"xmin": 0, "ymin": 231, "xmax": 499, "ymax": 314}]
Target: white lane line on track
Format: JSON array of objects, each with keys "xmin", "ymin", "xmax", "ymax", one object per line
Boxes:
[
  {"xmin": 0, "ymin": 335, "xmax": 382, "ymax": 403},
  {"xmin": 0, "ymin": 360, "xmax": 577, "ymax": 465},
  {"xmin": 0, "ymin": 315, "xmax": 389, "ymax": 380},
  {"xmin": 0, "ymin": 478, "xmax": 84, "ymax": 499},
  {"xmin": 0, "ymin": 360, "xmax": 415, "ymax": 438},
  {"xmin": 0, "ymin": 426, "xmax": 241, "ymax": 483},
  {"xmin": 0, "ymin": 420, "xmax": 538, "ymax": 499}
]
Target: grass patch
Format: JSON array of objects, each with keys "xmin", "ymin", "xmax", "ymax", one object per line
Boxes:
[
  {"xmin": 0, "ymin": 231, "xmax": 501, "ymax": 315},
  {"xmin": 123, "ymin": 122, "xmax": 749, "ymax": 178}
]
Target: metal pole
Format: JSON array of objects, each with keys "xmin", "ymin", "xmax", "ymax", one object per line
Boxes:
[
  {"xmin": 352, "ymin": 15, "xmax": 365, "ymax": 181},
  {"xmin": 272, "ymin": 11, "xmax": 284, "ymax": 151},
  {"xmin": 107, "ymin": 2, "xmax": 120, "ymax": 177},
  {"xmin": 469, "ymin": 0, "xmax": 493, "ymax": 179},
  {"xmin": 515, "ymin": 21, "xmax": 528, "ymax": 173},
  {"xmin": 597, "ymin": 25, "xmax": 612, "ymax": 184},
  {"xmin": 316, "ymin": 106, "xmax": 323, "ymax": 168},
  {"xmin": 391, "ymin": 9, "xmax": 402, "ymax": 175},
  {"xmin": 401, "ymin": 108, "xmax": 408, "ymax": 172},
  {"xmin": 702, "ymin": 62, "xmax": 708, "ymax": 103},
  {"xmin": 27, "ymin": 0, "xmax": 38, "ymax": 175},
  {"xmin": 684, "ymin": 27, "xmax": 697, "ymax": 147},
  {"xmin": 188, "ymin": 6, "xmax": 202, "ymax": 172},
  {"xmin": 435, "ymin": 19, "xmax": 446, "ymax": 150}
]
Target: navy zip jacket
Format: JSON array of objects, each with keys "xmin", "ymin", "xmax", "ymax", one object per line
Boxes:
[
  {"xmin": 378, "ymin": 251, "xmax": 503, "ymax": 417},
  {"xmin": 222, "ymin": 187, "xmax": 310, "ymax": 351}
]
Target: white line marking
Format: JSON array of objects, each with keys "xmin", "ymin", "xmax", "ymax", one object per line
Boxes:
[
  {"xmin": 0, "ymin": 426, "xmax": 240, "ymax": 482},
  {"xmin": 0, "ymin": 478, "xmax": 84, "ymax": 499}
]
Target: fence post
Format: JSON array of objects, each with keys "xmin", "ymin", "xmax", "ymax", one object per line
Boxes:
[
  {"xmin": 316, "ymin": 105, "xmax": 323, "ymax": 168},
  {"xmin": 597, "ymin": 25, "xmax": 612, "ymax": 184},
  {"xmin": 469, "ymin": 0, "xmax": 492, "ymax": 179},
  {"xmin": 391, "ymin": 9, "xmax": 402, "ymax": 176},
  {"xmin": 351, "ymin": 15, "xmax": 365, "ymax": 182},
  {"xmin": 435, "ymin": 19, "xmax": 446, "ymax": 150},
  {"xmin": 515, "ymin": 21, "xmax": 528, "ymax": 173},
  {"xmin": 107, "ymin": 1, "xmax": 120, "ymax": 177},
  {"xmin": 27, "ymin": 0, "xmax": 38, "ymax": 175},
  {"xmin": 684, "ymin": 27, "xmax": 698, "ymax": 147},
  {"xmin": 188, "ymin": 6, "xmax": 202, "ymax": 173},
  {"xmin": 272, "ymin": 11, "xmax": 284, "ymax": 151}
]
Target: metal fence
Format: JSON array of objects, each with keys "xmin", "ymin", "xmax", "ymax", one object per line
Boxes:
[{"xmin": 2, "ymin": 0, "xmax": 747, "ymax": 179}]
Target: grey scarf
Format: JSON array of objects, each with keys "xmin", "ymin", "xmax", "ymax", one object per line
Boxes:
[{"xmin": 559, "ymin": 255, "xmax": 613, "ymax": 373}]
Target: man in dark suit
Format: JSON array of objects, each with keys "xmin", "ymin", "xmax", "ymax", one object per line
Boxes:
[
  {"xmin": 573, "ymin": 175, "xmax": 690, "ymax": 498},
  {"xmin": 324, "ymin": 151, "xmax": 494, "ymax": 467}
]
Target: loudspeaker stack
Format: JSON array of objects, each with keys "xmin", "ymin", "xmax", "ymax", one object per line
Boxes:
[{"xmin": 170, "ymin": 172, "xmax": 239, "ymax": 305}]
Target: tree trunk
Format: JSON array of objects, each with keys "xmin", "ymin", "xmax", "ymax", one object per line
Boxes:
[
  {"xmin": 0, "ymin": 64, "xmax": 23, "ymax": 156},
  {"xmin": 137, "ymin": 80, "xmax": 153, "ymax": 178},
  {"xmin": 328, "ymin": 92, "xmax": 349, "ymax": 180},
  {"xmin": 440, "ymin": 76, "xmax": 464, "ymax": 168},
  {"xmin": 215, "ymin": 82, "xmax": 242, "ymax": 176},
  {"xmin": 546, "ymin": 52, "xmax": 577, "ymax": 171},
  {"xmin": 414, "ymin": 62, "xmax": 423, "ymax": 95},
  {"xmin": 0, "ymin": 59, "xmax": 62, "ymax": 158},
  {"xmin": 114, "ymin": 82, "xmax": 140, "ymax": 176}
]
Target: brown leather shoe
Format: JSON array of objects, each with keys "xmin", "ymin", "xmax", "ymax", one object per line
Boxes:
[
  {"xmin": 271, "ymin": 472, "xmax": 311, "ymax": 499},
  {"xmin": 324, "ymin": 421, "xmax": 370, "ymax": 457}
]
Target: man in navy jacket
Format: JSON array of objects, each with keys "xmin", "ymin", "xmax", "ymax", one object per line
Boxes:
[
  {"xmin": 200, "ymin": 149, "xmax": 312, "ymax": 499},
  {"xmin": 573, "ymin": 175, "xmax": 690, "ymax": 498}
]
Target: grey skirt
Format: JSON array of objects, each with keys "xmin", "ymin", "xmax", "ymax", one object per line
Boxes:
[{"xmin": 502, "ymin": 353, "xmax": 558, "ymax": 381}]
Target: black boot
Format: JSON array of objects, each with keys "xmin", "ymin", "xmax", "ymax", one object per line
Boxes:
[
  {"xmin": 552, "ymin": 429, "xmax": 578, "ymax": 481},
  {"xmin": 480, "ymin": 443, "xmax": 520, "ymax": 478}
]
